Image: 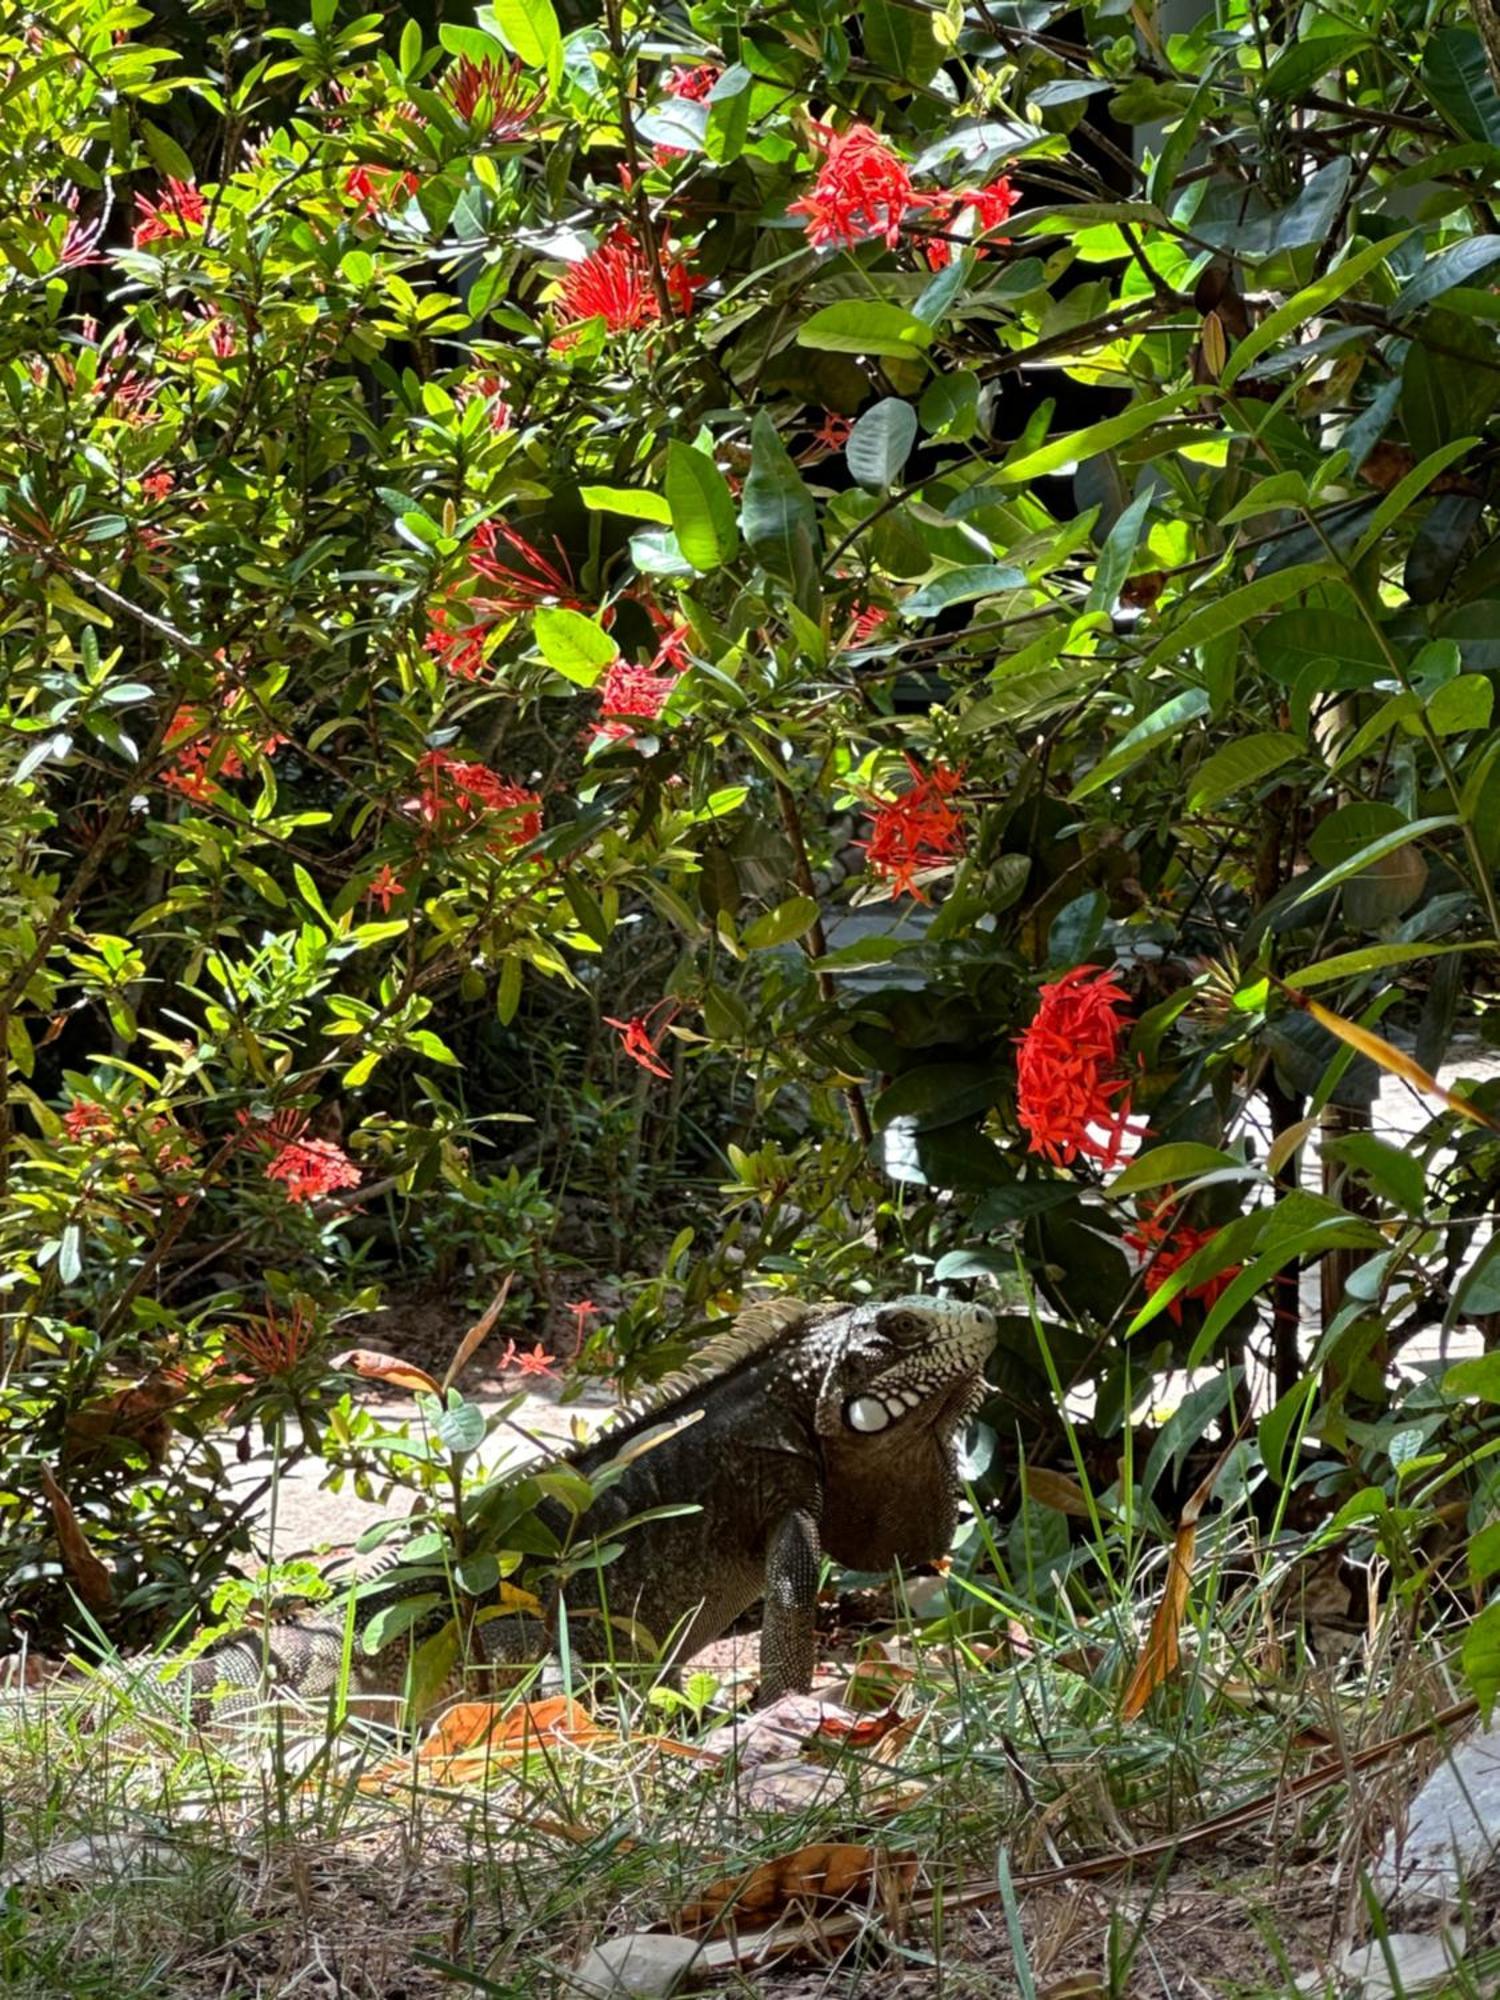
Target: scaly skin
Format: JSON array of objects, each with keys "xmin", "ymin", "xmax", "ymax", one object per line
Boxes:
[{"xmin": 145, "ymin": 1295, "xmax": 998, "ymax": 1717}]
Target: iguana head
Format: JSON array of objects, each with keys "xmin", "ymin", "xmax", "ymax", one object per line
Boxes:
[{"xmin": 810, "ymin": 1295, "xmax": 996, "ymax": 1441}]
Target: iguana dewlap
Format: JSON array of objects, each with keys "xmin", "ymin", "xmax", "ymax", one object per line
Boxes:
[{"xmin": 125, "ymin": 1294, "xmax": 998, "ymax": 1714}]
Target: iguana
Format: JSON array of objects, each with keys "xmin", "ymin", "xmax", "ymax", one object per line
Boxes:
[{"xmin": 100, "ymin": 1294, "xmax": 997, "ymax": 1718}]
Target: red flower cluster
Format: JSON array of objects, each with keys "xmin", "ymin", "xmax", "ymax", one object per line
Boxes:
[
  {"xmin": 663, "ymin": 63, "xmax": 720, "ymax": 99},
  {"xmin": 1124, "ymin": 1199, "xmax": 1240, "ymax": 1323},
  {"xmin": 344, "ymin": 163, "xmax": 421, "ymax": 218},
  {"xmin": 604, "ymin": 1000, "xmax": 677, "ymax": 1079},
  {"xmin": 161, "ymin": 705, "xmax": 243, "ymax": 802},
  {"xmin": 924, "ymin": 174, "xmax": 1020, "ymax": 269},
  {"xmin": 413, "ymin": 750, "xmax": 543, "ymax": 845},
  {"xmin": 64, "ymin": 1099, "xmax": 115, "ymax": 1142},
  {"xmin": 265, "ymin": 1136, "xmax": 362, "ymax": 1203},
  {"xmin": 141, "ymin": 470, "xmax": 174, "ymax": 502},
  {"xmin": 789, "ymin": 123, "xmax": 920, "ymax": 251},
  {"xmin": 425, "ymin": 604, "xmax": 492, "ymax": 681},
  {"xmin": 229, "ymin": 1299, "xmax": 318, "ymax": 1378},
  {"xmin": 554, "ymin": 232, "xmax": 699, "ymax": 339},
  {"xmin": 443, "ymin": 55, "xmax": 543, "ymax": 138},
  {"xmin": 594, "ymin": 657, "xmax": 680, "ymax": 741},
  {"xmin": 469, "ymin": 519, "xmax": 583, "ymax": 614},
  {"xmin": 132, "ymin": 178, "xmax": 206, "ymax": 248},
  {"xmin": 1015, "ymin": 965, "xmax": 1142, "ymax": 1169},
  {"xmin": 857, "ymin": 757, "xmax": 965, "ymax": 901},
  {"xmin": 810, "ymin": 410, "xmax": 853, "ymax": 453},
  {"xmin": 841, "ymin": 604, "xmax": 890, "ymax": 650}
]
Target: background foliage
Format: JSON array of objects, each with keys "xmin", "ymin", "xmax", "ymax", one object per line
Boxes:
[{"xmin": 7, "ymin": 0, "xmax": 1500, "ymax": 1678}]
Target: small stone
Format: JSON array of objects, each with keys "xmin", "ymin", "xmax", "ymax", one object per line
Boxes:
[
  {"xmin": 1372, "ymin": 1717, "xmax": 1500, "ymax": 1909},
  {"xmin": 1334, "ymin": 1928, "xmax": 1463, "ymax": 1998},
  {"xmin": 564, "ymin": 1932, "xmax": 707, "ymax": 1998}
]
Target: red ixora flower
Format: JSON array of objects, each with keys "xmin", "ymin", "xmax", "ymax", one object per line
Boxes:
[
  {"xmin": 265, "ymin": 1137, "xmax": 362, "ymax": 1203},
  {"xmin": 593, "ymin": 649, "xmax": 685, "ymax": 742},
  {"xmin": 460, "ymin": 370, "xmax": 513, "ymax": 432},
  {"xmin": 1123, "ymin": 1196, "xmax": 1240, "ymax": 1324},
  {"xmin": 1015, "ymin": 965, "xmax": 1144, "ymax": 1169},
  {"xmin": 603, "ymin": 999, "xmax": 677, "ymax": 1080},
  {"xmin": 366, "ymin": 863, "xmax": 405, "ymax": 912},
  {"xmin": 64, "ymin": 1099, "xmax": 116, "ymax": 1143},
  {"xmin": 663, "ymin": 63, "xmax": 720, "ymax": 99},
  {"xmin": 443, "ymin": 54, "xmax": 544, "ymax": 138},
  {"xmin": 789, "ymin": 122, "xmax": 924, "ymax": 251},
  {"xmin": 810, "ymin": 410, "xmax": 853, "ymax": 453},
  {"xmin": 344, "ymin": 163, "xmax": 421, "ymax": 218},
  {"xmin": 841, "ymin": 604, "xmax": 890, "ymax": 651},
  {"xmin": 468, "ymin": 519, "xmax": 584, "ymax": 615},
  {"xmin": 924, "ymin": 173, "xmax": 1020, "ymax": 270},
  {"xmin": 132, "ymin": 178, "xmax": 206, "ymax": 248},
  {"xmin": 856, "ymin": 757, "xmax": 965, "ymax": 901},
  {"xmin": 425, "ymin": 603, "xmax": 492, "ymax": 680},
  {"xmin": 554, "ymin": 232, "xmax": 699, "ymax": 339},
  {"xmin": 499, "ymin": 1339, "xmax": 560, "ymax": 1378},
  {"xmin": 141, "ymin": 470, "xmax": 174, "ymax": 502},
  {"xmin": 412, "ymin": 750, "xmax": 543, "ymax": 845},
  {"xmin": 228, "ymin": 1299, "xmax": 319, "ymax": 1378}
]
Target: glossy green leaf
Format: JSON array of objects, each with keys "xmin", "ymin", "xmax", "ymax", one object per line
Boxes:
[
  {"xmin": 846, "ymin": 398, "xmax": 918, "ymax": 491},
  {"xmin": 534, "ymin": 607, "xmax": 616, "ymax": 686},
  {"xmin": 797, "ymin": 303, "xmax": 936, "ymax": 358},
  {"xmin": 665, "ymin": 442, "xmax": 739, "ymax": 571},
  {"xmin": 1188, "ymin": 732, "xmax": 1301, "ymax": 809}
]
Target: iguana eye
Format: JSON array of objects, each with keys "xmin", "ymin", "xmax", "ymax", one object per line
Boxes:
[
  {"xmin": 877, "ymin": 1308, "xmax": 927, "ymax": 1345},
  {"xmin": 846, "ymin": 1396, "xmax": 892, "ymax": 1432}
]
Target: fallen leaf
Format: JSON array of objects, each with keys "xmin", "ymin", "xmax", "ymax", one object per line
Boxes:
[
  {"xmin": 333, "ymin": 1348, "xmax": 441, "ymax": 1395},
  {"xmin": 39, "ymin": 1468, "xmax": 112, "ymax": 1611},
  {"xmin": 678, "ymin": 1841, "xmax": 919, "ymax": 1936}
]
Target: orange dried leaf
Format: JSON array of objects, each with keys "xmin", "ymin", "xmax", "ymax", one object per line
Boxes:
[
  {"xmin": 1276, "ymin": 984, "xmax": 1500, "ymax": 1133},
  {"xmin": 333, "ymin": 1348, "xmax": 442, "ymax": 1395},
  {"xmin": 441, "ymin": 1273, "xmax": 514, "ymax": 1394},
  {"xmin": 39, "ymin": 1468, "xmax": 113, "ymax": 1611},
  {"xmin": 678, "ymin": 1841, "xmax": 919, "ymax": 1936},
  {"xmin": 1120, "ymin": 1443, "xmax": 1229, "ymax": 1721}
]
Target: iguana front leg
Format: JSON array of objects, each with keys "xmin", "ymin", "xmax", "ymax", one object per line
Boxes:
[{"xmin": 759, "ymin": 1507, "xmax": 821, "ymax": 1704}]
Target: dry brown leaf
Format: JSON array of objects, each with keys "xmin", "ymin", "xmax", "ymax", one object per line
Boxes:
[
  {"xmin": 1023, "ymin": 1465, "xmax": 1097, "ymax": 1518},
  {"xmin": 1119, "ymin": 1439, "xmax": 1238, "ymax": 1721},
  {"xmin": 332, "ymin": 1348, "xmax": 442, "ymax": 1395},
  {"xmin": 62, "ymin": 1370, "xmax": 187, "ymax": 1472},
  {"xmin": 440, "ymin": 1273, "xmax": 514, "ymax": 1394},
  {"xmin": 1358, "ymin": 440, "xmax": 1477, "ymax": 496},
  {"xmin": 678, "ymin": 1841, "xmax": 919, "ymax": 1936},
  {"xmin": 39, "ymin": 1468, "xmax": 113, "ymax": 1611},
  {"xmin": 1274, "ymin": 982, "xmax": 1500, "ymax": 1132}
]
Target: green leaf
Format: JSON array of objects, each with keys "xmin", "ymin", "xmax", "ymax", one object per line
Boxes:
[
  {"xmin": 140, "ymin": 119, "xmax": 196, "ymax": 185},
  {"xmin": 740, "ymin": 410, "xmax": 819, "ymax": 603},
  {"xmin": 580, "ymin": 486, "xmax": 673, "ymax": 524},
  {"xmin": 481, "ymin": 0, "xmax": 560, "ymax": 87},
  {"xmin": 918, "ymin": 369, "xmax": 980, "ymax": 442},
  {"xmin": 1070, "ymin": 688, "xmax": 1211, "ymax": 800},
  {"xmin": 1324, "ymin": 1132, "xmax": 1427, "ymax": 1214},
  {"xmin": 1263, "ymin": 30, "xmax": 1372, "ymax": 100},
  {"xmin": 533, "ymin": 608, "xmax": 615, "ymax": 686},
  {"xmin": 435, "ymin": 1400, "xmax": 488, "ymax": 1454},
  {"xmin": 743, "ymin": 896, "xmax": 820, "ymax": 948},
  {"xmin": 998, "ymin": 389, "xmax": 1194, "ymax": 483},
  {"xmin": 665, "ymin": 443, "xmax": 739, "ymax": 572},
  {"xmin": 873, "ymin": 1063, "xmax": 1006, "ymax": 1132},
  {"xmin": 1086, "ymin": 489, "xmax": 1153, "ymax": 615},
  {"xmin": 846, "ymin": 398, "xmax": 918, "ymax": 491},
  {"xmin": 1254, "ymin": 608, "xmax": 1388, "ymax": 688},
  {"xmin": 1463, "ymin": 1599, "xmax": 1500, "ymax": 1721},
  {"xmin": 1392, "ymin": 236, "xmax": 1500, "ymax": 316},
  {"xmin": 1258, "ymin": 1375, "xmax": 1318, "ymax": 1487},
  {"xmin": 1352, "ymin": 437, "xmax": 1478, "ymax": 562},
  {"xmin": 363, "ymin": 1593, "xmax": 443, "ymax": 1656},
  {"xmin": 1455, "ymin": 1237, "xmax": 1500, "ymax": 1321},
  {"xmin": 1110, "ymin": 1143, "xmax": 1247, "ymax": 1195},
  {"xmin": 1285, "ymin": 940, "xmax": 1488, "ymax": 989},
  {"xmin": 1424, "ymin": 29, "xmax": 1500, "ymax": 144},
  {"xmin": 797, "ymin": 303, "xmax": 936, "ymax": 359},
  {"xmin": 1428, "ymin": 673, "xmax": 1494, "ymax": 735},
  {"xmin": 1140, "ymin": 563, "xmax": 1336, "ymax": 673},
  {"xmin": 1218, "ymin": 232, "xmax": 1407, "ymax": 389},
  {"xmin": 1188, "ymin": 732, "xmax": 1300, "ymax": 810},
  {"xmin": 1291, "ymin": 816, "xmax": 1457, "ymax": 907},
  {"xmin": 902, "ymin": 565, "xmax": 1026, "ymax": 618}
]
